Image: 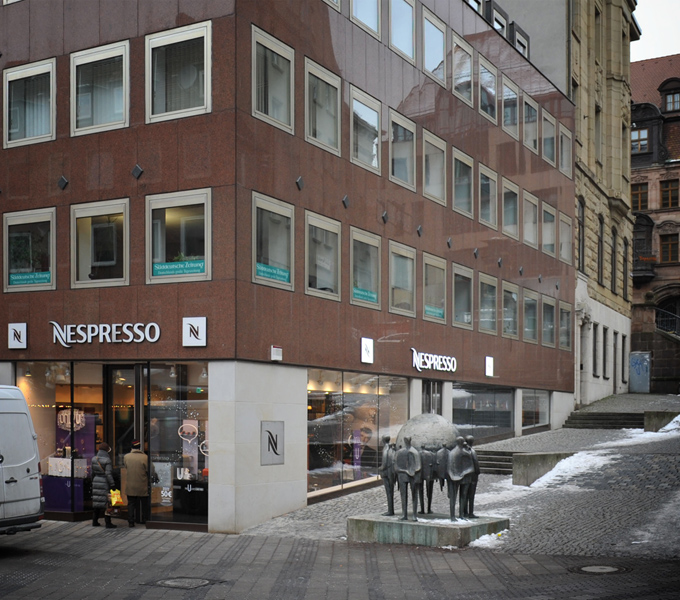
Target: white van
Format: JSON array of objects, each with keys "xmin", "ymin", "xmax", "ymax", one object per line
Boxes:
[{"xmin": 0, "ymin": 385, "xmax": 44, "ymax": 534}]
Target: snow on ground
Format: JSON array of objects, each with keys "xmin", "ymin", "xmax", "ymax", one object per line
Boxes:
[
  {"xmin": 594, "ymin": 414, "xmax": 680, "ymax": 449},
  {"xmin": 467, "ymin": 530, "xmax": 509, "ymax": 549}
]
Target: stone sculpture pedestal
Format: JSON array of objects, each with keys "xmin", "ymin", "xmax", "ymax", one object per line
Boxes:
[{"xmin": 347, "ymin": 513, "xmax": 509, "ymax": 548}]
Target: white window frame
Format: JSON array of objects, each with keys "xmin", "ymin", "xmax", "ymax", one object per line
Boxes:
[
  {"xmin": 389, "ymin": 109, "xmax": 416, "ymax": 191},
  {"xmin": 423, "ymin": 129, "xmax": 447, "ymax": 205},
  {"xmin": 502, "ymin": 281, "xmax": 519, "ymax": 340},
  {"xmin": 542, "ymin": 203, "xmax": 557, "ymax": 257},
  {"xmin": 515, "ymin": 32, "xmax": 529, "ymax": 57},
  {"xmin": 3, "ymin": 0, "xmax": 24, "ymax": 4},
  {"xmin": 478, "ymin": 55, "xmax": 497, "ymax": 124},
  {"xmin": 321, "ymin": 0, "xmax": 340, "ymax": 10},
  {"xmin": 501, "ymin": 76, "xmax": 519, "ymax": 140},
  {"xmin": 453, "ymin": 147, "xmax": 474, "ymax": 218},
  {"xmin": 559, "ymin": 123, "xmax": 573, "ymax": 178},
  {"xmin": 3, "ymin": 58, "xmax": 56, "ymax": 149},
  {"xmin": 478, "ymin": 273, "xmax": 498, "ymax": 335},
  {"xmin": 479, "ymin": 164, "xmax": 498, "ymax": 230},
  {"xmin": 523, "ymin": 289, "xmax": 539, "ymax": 344},
  {"xmin": 493, "ymin": 11, "xmax": 507, "ymax": 37},
  {"xmin": 145, "ymin": 21, "xmax": 212, "ymax": 124},
  {"xmin": 523, "ymin": 94, "xmax": 539, "ymax": 154},
  {"xmin": 542, "ymin": 109, "xmax": 556, "ymax": 166},
  {"xmin": 304, "ymin": 58, "xmax": 341, "ymax": 156},
  {"xmin": 389, "ymin": 240, "xmax": 416, "ymax": 318},
  {"xmin": 452, "ymin": 33, "xmax": 474, "ymax": 108},
  {"xmin": 542, "ymin": 295, "xmax": 556, "ymax": 348},
  {"xmin": 252, "ymin": 192, "xmax": 295, "ymax": 292},
  {"xmin": 251, "ymin": 26, "xmax": 294, "ymax": 134},
  {"xmin": 71, "ymin": 198, "xmax": 129, "ymax": 289},
  {"xmin": 422, "ymin": 7, "xmax": 446, "ymax": 87},
  {"xmin": 70, "ymin": 41, "xmax": 129, "ymax": 137},
  {"xmin": 389, "ymin": 0, "xmax": 416, "ymax": 63},
  {"xmin": 501, "ymin": 178, "xmax": 519, "ymax": 240},
  {"xmin": 3, "ymin": 207, "xmax": 56, "ymax": 293},
  {"xmin": 559, "ymin": 212, "xmax": 573, "ymax": 264},
  {"xmin": 350, "ymin": 85, "xmax": 382, "ymax": 175},
  {"xmin": 350, "ymin": 227, "xmax": 381, "ymax": 310},
  {"xmin": 145, "ymin": 188, "xmax": 211, "ymax": 285},
  {"xmin": 452, "ymin": 263, "xmax": 474, "ymax": 330},
  {"xmin": 466, "ymin": 0, "xmax": 482, "ymax": 13},
  {"xmin": 523, "ymin": 191, "xmax": 539, "ymax": 249},
  {"xmin": 350, "ymin": 0, "xmax": 381, "ymax": 39},
  {"xmin": 305, "ymin": 211, "xmax": 341, "ymax": 301},
  {"xmin": 559, "ymin": 301, "xmax": 572, "ymax": 351},
  {"xmin": 423, "ymin": 253, "xmax": 447, "ymax": 324}
]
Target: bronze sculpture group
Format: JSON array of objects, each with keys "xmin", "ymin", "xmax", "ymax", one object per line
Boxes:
[{"xmin": 380, "ymin": 434, "xmax": 480, "ymax": 522}]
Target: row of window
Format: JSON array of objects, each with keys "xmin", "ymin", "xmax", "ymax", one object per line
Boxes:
[
  {"xmin": 632, "ymin": 180, "xmax": 679, "ymax": 211},
  {"xmin": 591, "ymin": 323, "xmax": 628, "ymax": 385}
]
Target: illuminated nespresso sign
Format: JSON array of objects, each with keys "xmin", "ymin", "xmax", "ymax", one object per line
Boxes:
[
  {"xmin": 49, "ymin": 321, "xmax": 161, "ymax": 348},
  {"xmin": 411, "ymin": 347, "xmax": 457, "ymax": 373}
]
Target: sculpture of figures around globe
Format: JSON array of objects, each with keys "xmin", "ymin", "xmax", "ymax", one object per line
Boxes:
[
  {"xmin": 418, "ymin": 447, "xmax": 436, "ymax": 515},
  {"xmin": 435, "ymin": 443, "xmax": 450, "ymax": 492},
  {"xmin": 395, "ymin": 437, "xmax": 422, "ymax": 521},
  {"xmin": 379, "ymin": 435, "xmax": 396, "ymax": 516},
  {"xmin": 464, "ymin": 436, "xmax": 481, "ymax": 519},
  {"xmin": 447, "ymin": 436, "xmax": 475, "ymax": 521}
]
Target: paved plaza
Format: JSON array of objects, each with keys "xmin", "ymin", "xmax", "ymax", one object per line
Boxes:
[{"xmin": 1, "ymin": 394, "xmax": 679, "ymax": 598}]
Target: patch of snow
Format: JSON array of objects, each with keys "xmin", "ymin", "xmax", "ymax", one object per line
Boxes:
[
  {"xmin": 530, "ymin": 451, "xmax": 617, "ymax": 487},
  {"xmin": 468, "ymin": 529, "xmax": 509, "ymax": 549}
]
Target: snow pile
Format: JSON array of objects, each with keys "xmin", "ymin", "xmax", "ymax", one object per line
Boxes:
[
  {"xmin": 468, "ymin": 530, "xmax": 508, "ymax": 549},
  {"xmin": 530, "ymin": 451, "xmax": 617, "ymax": 488},
  {"xmin": 660, "ymin": 414, "xmax": 680, "ymax": 433}
]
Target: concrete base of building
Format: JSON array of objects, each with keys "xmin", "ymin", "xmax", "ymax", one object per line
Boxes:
[{"xmin": 346, "ymin": 513, "xmax": 509, "ymax": 547}]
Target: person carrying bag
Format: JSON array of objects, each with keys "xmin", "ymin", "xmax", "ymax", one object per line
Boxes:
[{"xmin": 91, "ymin": 443, "xmax": 117, "ymax": 529}]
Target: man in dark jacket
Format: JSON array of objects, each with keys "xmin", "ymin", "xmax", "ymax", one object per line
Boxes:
[{"xmin": 123, "ymin": 440, "xmax": 155, "ymax": 527}]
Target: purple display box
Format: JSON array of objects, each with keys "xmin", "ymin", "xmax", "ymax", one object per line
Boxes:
[{"xmin": 43, "ymin": 476, "xmax": 86, "ymax": 512}]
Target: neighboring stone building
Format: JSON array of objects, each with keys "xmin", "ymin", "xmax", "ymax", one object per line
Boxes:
[{"xmin": 630, "ymin": 53, "xmax": 680, "ymax": 393}]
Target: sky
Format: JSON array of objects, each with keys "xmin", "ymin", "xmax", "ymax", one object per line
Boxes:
[{"xmin": 631, "ymin": 0, "xmax": 680, "ymax": 62}]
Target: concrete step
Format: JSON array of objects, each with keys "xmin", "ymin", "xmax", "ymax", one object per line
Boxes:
[
  {"xmin": 475, "ymin": 450, "xmax": 513, "ymax": 475},
  {"xmin": 562, "ymin": 412, "xmax": 644, "ymax": 430}
]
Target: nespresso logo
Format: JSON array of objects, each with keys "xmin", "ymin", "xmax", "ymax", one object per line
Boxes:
[
  {"xmin": 411, "ymin": 347, "xmax": 457, "ymax": 373},
  {"xmin": 49, "ymin": 321, "xmax": 161, "ymax": 348}
]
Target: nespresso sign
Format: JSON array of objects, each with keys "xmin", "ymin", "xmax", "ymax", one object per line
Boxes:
[
  {"xmin": 411, "ymin": 347, "xmax": 457, "ymax": 373},
  {"xmin": 49, "ymin": 321, "xmax": 161, "ymax": 348}
]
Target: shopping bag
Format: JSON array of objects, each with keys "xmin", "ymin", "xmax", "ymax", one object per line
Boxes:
[{"xmin": 109, "ymin": 489, "xmax": 123, "ymax": 507}]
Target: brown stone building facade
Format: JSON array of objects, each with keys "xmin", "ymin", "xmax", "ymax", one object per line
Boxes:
[{"xmin": 1, "ymin": 0, "xmax": 574, "ymax": 531}]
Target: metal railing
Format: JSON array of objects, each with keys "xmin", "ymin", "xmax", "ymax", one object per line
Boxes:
[{"xmin": 656, "ymin": 307, "xmax": 680, "ymax": 336}]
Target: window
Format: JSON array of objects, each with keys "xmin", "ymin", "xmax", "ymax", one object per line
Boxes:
[
  {"xmin": 351, "ymin": 86, "xmax": 381, "ymax": 174},
  {"xmin": 423, "ymin": 130, "xmax": 446, "ymax": 205},
  {"xmin": 623, "ymin": 238, "xmax": 629, "ymax": 300},
  {"xmin": 253, "ymin": 193, "xmax": 294, "ymax": 291},
  {"xmin": 502, "ymin": 282, "xmax": 519, "ymax": 339},
  {"xmin": 621, "ymin": 334, "xmax": 628, "ymax": 383},
  {"xmin": 389, "ymin": 110, "xmax": 416, "ymax": 190},
  {"xmin": 351, "ymin": 0, "xmax": 380, "ymax": 38},
  {"xmin": 631, "ymin": 128, "xmax": 648, "ymax": 153},
  {"xmin": 71, "ymin": 41, "xmax": 129, "ymax": 136},
  {"xmin": 542, "ymin": 296, "xmax": 556, "ymax": 348},
  {"xmin": 252, "ymin": 26, "xmax": 294, "ymax": 133},
  {"xmin": 515, "ymin": 32, "xmax": 529, "ymax": 56},
  {"xmin": 502, "ymin": 179, "xmax": 519, "ymax": 239},
  {"xmin": 453, "ymin": 148, "xmax": 474, "ymax": 217},
  {"xmin": 559, "ymin": 125, "xmax": 572, "ymax": 177},
  {"xmin": 603, "ymin": 326, "xmax": 609, "ymax": 378},
  {"xmin": 71, "ymin": 199, "xmax": 129, "ymax": 288},
  {"xmin": 422, "ymin": 380, "xmax": 443, "ymax": 415},
  {"xmin": 452, "ymin": 34, "xmax": 473, "ymax": 106},
  {"xmin": 350, "ymin": 227, "xmax": 381, "ymax": 309},
  {"xmin": 502, "ymin": 77, "xmax": 519, "ymax": 139},
  {"xmin": 661, "ymin": 180, "xmax": 679, "ymax": 208},
  {"xmin": 660, "ymin": 234, "xmax": 679, "ymax": 263},
  {"xmin": 577, "ymin": 198, "xmax": 585, "ymax": 272},
  {"xmin": 666, "ymin": 92, "xmax": 680, "ymax": 112},
  {"xmin": 390, "ymin": 0, "xmax": 415, "ymax": 62},
  {"xmin": 146, "ymin": 188, "xmax": 211, "ymax": 284},
  {"xmin": 453, "ymin": 264, "xmax": 473, "ymax": 329},
  {"xmin": 595, "ymin": 105, "xmax": 602, "ymax": 163},
  {"xmin": 479, "ymin": 165, "xmax": 498, "ymax": 229},
  {"xmin": 523, "ymin": 192, "xmax": 538, "ymax": 248},
  {"xmin": 479, "ymin": 57, "xmax": 497, "ymax": 123},
  {"xmin": 540, "ymin": 204, "xmax": 556, "ymax": 257},
  {"xmin": 523, "ymin": 289, "xmax": 538, "ymax": 343},
  {"xmin": 423, "ymin": 8, "xmax": 445, "ymax": 85},
  {"xmin": 423, "ymin": 254, "xmax": 446, "ymax": 323},
  {"xmin": 593, "ymin": 323, "xmax": 599, "ymax": 376},
  {"xmin": 594, "ymin": 6, "xmax": 602, "ymax": 63},
  {"xmin": 146, "ymin": 21, "xmax": 211, "ymax": 124},
  {"xmin": 466, "ymin": 0, "xmax": 482, "ymax": 12},
  {"xmin": 559, "ymin": 302, "xmax": 572, "ymax": 350},
  {"xmin": 493, "ymin": 11, "xmax": 507, "ymax": 36},
  {"xmin": 321, "ymin": 0, "xmax": 340, "ymax": 10},
  {"xmin": 631, "ymin": 183, "xmax": 648, "ymax": 211},
  {"xmin": 523, "ymin": 95, "xmax": 538, "ymax": 153},
  {"xmin": 597, "ymin": 216, "xmax": 604, "ymax": 284},
  {"xmin": 479, "ymin": 274, "xmax": 497, "ymax": 334},
  {"xmin": 610, "ymin": 227, "xmax": 617, "ymax": 293},
  {"xmin": 542, "ymin": 110, "xmax": 556, "ymax": 165},
  {"xmin": 306, "ymin": 212, "xmax": 341, "ymax": 300},
  {"xmin": 3, "ymin": 58, "xmax": 56, "ymax": 148},
  {"xmin": 389, "ymin": 241, "xmax": 416, "ymax": 317},
  {"xmin": 305, "ymin": 59, "xmax": 341, "ymax": 155},
  {"xmin": 559, "ymin": 213, "xmax": 572, "ymax": 264},
  {"xmin": 3, "ymin": 208, "xmax": 56, "ymax": 292}
]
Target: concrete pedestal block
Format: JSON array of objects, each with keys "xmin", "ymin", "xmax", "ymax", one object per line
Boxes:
[{"xmin": 346, "ymin": 513, "xmax": 509, "ymax": 547}]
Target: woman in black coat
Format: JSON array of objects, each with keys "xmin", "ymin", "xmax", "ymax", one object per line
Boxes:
[{"xmin": 91, "ymin": 442, "xmax": 117, "ymax": 528}]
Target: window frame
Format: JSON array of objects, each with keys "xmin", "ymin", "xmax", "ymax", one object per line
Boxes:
[
  {"xmin": 593, "ymin": 322, "xmax": 600, "ymax": 377},
  {"xmin": 631, "ymin": 183, "xmax": 648, "ymax": 211},
  {"xmin": 502, "ymin": 281, "xmax": 519, "ymax": 340},
  {"xmin": 422, "ymin": 7, "xmax": 446, "ymax": 87},
  {"xmin": 3, "ymin": 58, "xmax": 56, "ymax": 149},
  {"xmin": 660, "ymin": 233, "xmax": 679, "ymax": 263},
  {"xmin": 542, "ymin": 109, "xmax": 556, "ymax": 166},
  {"xmin": 501, "ymin": 76, "xmax": 519, "ymax": 140},
  {"xmin": 350, "ymin": 226, "xmax": 381, "ymax": 310},
  {"xmin": 631, "ymin": 128, "xmax": 648, "ymax": 154},
  {"xmin": 3, "ymin": 207, "xmax": 57, "ymax": 293},
  {"xmin": 305, "ymin": 211, "xmax": 341, "ymax": 301},
  {"xmin": 523, "ymin": 191, "xmax": 539, "ymax": 249},
  {"xmin": 145, "ymin": 188, "xmax": 212, "ymax": 285},
  {"xmin": 541, "ymin": 295, "xmax": 556, "ymax": 348},
  {"xmin": 523, "ymin": 94, "xmax": 539, "ymax": 154},
  {"xmin": 350, "ymin": 85, "xmax": 382, "ymax": 175},
  {"xmin": 145, "ymin": 21, "xmax": 212, "ymax": 125},
  {"xmin": 577, "ymin": 198, "xmax": 586, "ymax": 273},
  {"xmin": 321, "ymin": 0, "xmax": 340, "ymax": 10},
  {"xmin": 389, "ymin": 0, "xmax": 416, "ymax": 63},
  {"xmin": 70, "ymin": 198, "xmax": 130, "ymax": 289},
  {"xmin": 389, "ymin": 109, "xmax": 416, "ymax": 191},
  {"xmin": 597, "ymin": 215, "xmax": 605, "ymax": 284},
  {"xmin": 661, "ymin": 179, "xmax": 679, "ymax": 209},
  {"xmin": 304, "ymin": 58, "xmax": 341, "ymax": 156},
  {"xmin": 350, "ymin": 0, "xmax": 381, "ymax": 39},
  {"xmin": 423, "ymin": 253, "xmax": 447, "ymax": 324},
  {"xmin": 478, "ymin": 55, "xmax": 498, "ymax": 124},
  {"xmin": 479, "ymin": 164, "xmax": 498, "ymax": 230},
  {"xmin": 452, "ymin": 147, "xmax": 474, "ymax": 218},
  {"xmin": 252, "ymin": 192, "xmax": 295, "ymax": 291},
  {"xmin": 559, "ymin": 212, "xmax": 572, "ymax": 265},
  {"xmin": 666, "ymin": 92, "xmax": 680, "ymax": 112},
  {"xmin": 70, "ymin": 41, "xmax": 129, "ymax": 137},
  {"xmin": 452, "ymin": 263, "xmax": 474, "ymax": 330},
  {"xmin": 602, "ymin": 325, "xmax": 609, "ymax": 379},
  {"xmin": 610, "ymin": 227, "xmax": 617, "ymax": 294},
  {"xmin": 522, "ymin": 289, "xmax": 539, "ymax": 344},
  {"xmin": 501, "ymin": 178, "xmax": 519, "ymax": 240},
  {"xmin": 388, "ymin": 240, "xmax": 416, "ymax": 318},
  {"xmin": 452, "ymin": 33, "xmax": 474, "ymax": 108},
  {"xmin": 559, "ymin": 301, "xmax": 572, "ymax": 351},
  {"xmin": 559, "ymin": 124, "xmax": 573, "ymax": 177},
  {"xmin": 542, "ymin": 203, "xmax": 557, "ymax": 257},
  {"xmin": 478, "ymin": 273, "xmax": 498, "ymax": 335},
  {"xmin": 422, "ymin": 129, "xmax": 447, "ymax": 206}
]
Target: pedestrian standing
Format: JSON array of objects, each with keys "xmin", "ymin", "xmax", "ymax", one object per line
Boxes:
[
  {"xmin": 123, "ymin": 440, "xmax": 155, "ymax": 527},
  {"xmin": 91, "ymin": 442, "xmax": 117, "ymax": 529}
]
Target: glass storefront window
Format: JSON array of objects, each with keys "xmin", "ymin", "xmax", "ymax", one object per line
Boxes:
[
  {"xmin": 522, "ymin": 389, "xmax": 550, "ymax": 428},
  {"xmin": 452, "ymin": 383, "xmax": 514, "ymax": 441}
]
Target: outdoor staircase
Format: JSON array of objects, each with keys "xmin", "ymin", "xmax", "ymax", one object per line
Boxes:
[
  {"xmin": 562, "ymin": 412, "xmax": 645, "ymax": 429},
  {"xmin": 475, "ymin": 450, "xmax": 514, "ymax": 475}
]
